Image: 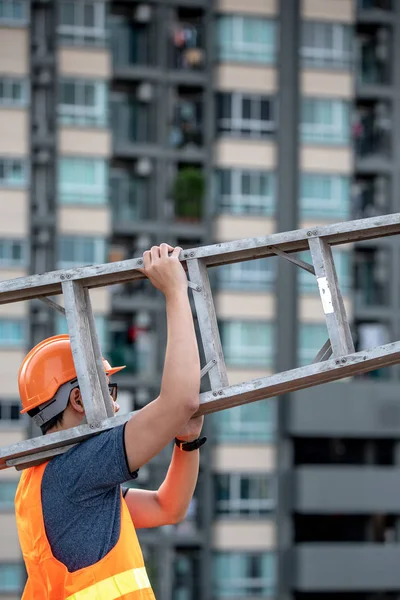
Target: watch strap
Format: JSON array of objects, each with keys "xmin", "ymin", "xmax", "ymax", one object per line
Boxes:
[{"xmin": 175, "ymin": 436, "xmax": 207, "ymax": 452}]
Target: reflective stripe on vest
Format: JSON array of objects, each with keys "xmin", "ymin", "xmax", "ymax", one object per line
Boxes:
[{"xmin": 66, "ymin": 567, "xmax": 151, "ymax": 600}]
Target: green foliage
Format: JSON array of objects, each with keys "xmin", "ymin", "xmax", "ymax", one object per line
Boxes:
[{"xmin": 173, "ymin": 168, "xmax": 205, "ymax": 219}]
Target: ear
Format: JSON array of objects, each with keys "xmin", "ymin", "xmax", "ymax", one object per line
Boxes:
[{"xmin": 69, "ymin": 387, "xmax": 85, "ymax": 415}]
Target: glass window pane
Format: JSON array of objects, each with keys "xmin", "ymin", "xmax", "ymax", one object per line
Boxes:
[
  {"xmin": 83, "ymin": 3, "xmax": 95, "ymax": 27},
  {"xmin": 60, "ymin": 1, "xmax": 75, "ymax": 26}
]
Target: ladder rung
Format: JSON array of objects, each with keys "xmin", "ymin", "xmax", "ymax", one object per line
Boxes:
[
  {"xmin": 308, "ymin": 237, "xmax": 354, "ymax": 358},
  {"xmin": 187, "ymin": 258, "xmax": 229, "ymax": 390},
  {"xmin": 62, "ymin": 280, "xmax": 114, "ymax": 424}
]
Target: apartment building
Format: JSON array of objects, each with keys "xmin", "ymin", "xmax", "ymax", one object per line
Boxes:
[{"xmin": 0, "ymin": 0, "xmax": 399, "ymax": 599}]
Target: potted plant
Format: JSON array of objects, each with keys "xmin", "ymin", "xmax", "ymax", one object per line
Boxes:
[{"xmin": 173, "ymin": 167, "xmax": 205, "ymax": 222}]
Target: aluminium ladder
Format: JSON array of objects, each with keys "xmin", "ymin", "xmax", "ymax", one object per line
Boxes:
[{"xmin": 1, "ymin": 213, "xmax": 400, "ymax": 471}]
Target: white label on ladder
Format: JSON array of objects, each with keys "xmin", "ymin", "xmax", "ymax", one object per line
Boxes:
[{"xmin": 317, "ymin": 276, "xmax": 334, "ymax": 314}]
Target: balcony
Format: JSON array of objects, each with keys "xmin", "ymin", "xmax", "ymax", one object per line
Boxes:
[
  {"xmin": 288, "ymin": 381, "xmax": 400, "ymax": 437},
  {"xmin": 358, "ymin": 0, "xmax": 393, "ymax": 20},
  {"xmin": 356, "ymin": 26, "xmax": 392, "ymax": 91},
  {"xmin": 169, "ymin": 93, "xmax": 204, "ymax": 159},
  {"xmin": 353, "ymin": 102, "xmax": 392, "ymax": 171},
  {"xmin": 293, "ymin": 466, "xmax": 400, "ymax": 514},
  {"xmin": 110, "ymin": 166, "xmax": 160, "ymax": 237},
  {"xmin": 354, "ymin": 247, "xmax": 391, "ymax": 312},
  {"xmin": 352, "ymin": 175, "xmax": 390, "ymax": 218},
  {"xmin": 291, "ymin": 544, "xmax": 400, "ymax": 591},
  {"xmin": 169, "ymin": 14, "xmax": 206, "ymax": 76},
  {"xmin": 112, "ymin": 95, "xmax": 158, "ymax": 157}
]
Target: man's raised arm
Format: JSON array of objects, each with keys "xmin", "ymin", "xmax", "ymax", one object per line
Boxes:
[{"xmin": 123, "ymin": 244, "xmax": 200, "ymax": 473}]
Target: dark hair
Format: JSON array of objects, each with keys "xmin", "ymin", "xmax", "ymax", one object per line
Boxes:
[{"xmin": 28, "ymin": 406, "xmax": 66, "ymax": 435}]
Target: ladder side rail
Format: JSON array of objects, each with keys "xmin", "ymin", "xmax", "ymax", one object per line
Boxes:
[
  {"xmin": 187, "ymin": 258, "xmax": 229, "ymax": 390},
  {"xmin": 0, "ymin": 214, "xmax": 399, "ymax": 303},
  {"xmin": 4, "ymin": 339, "xmax": 400, "ymax": 470},
  {"xmin": 62, "ymin": 280, "xmax": 114, "ymax": 424},
  {"xmin": 85, "ymin": 289, "xmax": 115, "ymax": 419},
  {"xmin": 308, "ymin": 237, "xmax": 355, "ymax": 357}
]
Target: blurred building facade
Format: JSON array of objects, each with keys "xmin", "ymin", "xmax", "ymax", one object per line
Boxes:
[{"xmin": 0, "ymin": 0, "xmax": 400, "ymax": 599}]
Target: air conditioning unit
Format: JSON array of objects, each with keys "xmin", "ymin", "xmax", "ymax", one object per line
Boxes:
[
  {"xmin": 136, "ymin": 82, "xmax": 153, "ymax": 103},
  {"xmin": 134, "ymin": 5, "xmax": 152, "ymax": 23},
  {"xmin": 135, "ymin": 157, "xmax": 152, "ymax": 177}
]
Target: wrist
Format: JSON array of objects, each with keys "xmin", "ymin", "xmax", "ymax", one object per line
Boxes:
[
  {"xmin": 165, "ymin": 286, "xmax": 188, "ymax": 302},
  {"xmin": 176, "ymin": 435, "xmax": 199, "ymax": 443}
]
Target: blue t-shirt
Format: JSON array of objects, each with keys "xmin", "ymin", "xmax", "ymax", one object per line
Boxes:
[{"xmin": 41, "ymin": 423, "xmax": 138, "ymax": 572}]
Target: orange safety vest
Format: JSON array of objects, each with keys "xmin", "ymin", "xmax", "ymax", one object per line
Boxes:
[{"xmin": 15, "ymin": 461, "xmax": 156, "ymax": 600}]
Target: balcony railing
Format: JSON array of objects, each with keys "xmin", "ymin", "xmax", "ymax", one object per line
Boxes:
[
  {"xmin": 111, "ymin": 21, "xmax": 156, "ymax": 68},
  {"xmin": 111, "ymin": 176, "xmax": 152, "ymax": 222},
  {"xmin": 353, "ymin": 110, "xmax": 391, "ymax": 158},
  {"xmin": 112, "ymin": 100, "xmax": 156, "ymax": 145}
]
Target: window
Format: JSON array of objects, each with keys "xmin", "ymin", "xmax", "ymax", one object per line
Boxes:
[
  {"xmin": 217, "ymin": 93, "xmax": 275, "ymax": 139},
  {"xmin": 58, "ymin": 157, "xmax": 108, "ymax": 204},
  {"xmin": 212, "ymin": 399, "xmax": 275, "ymax": 442},
  {"xmin": 300, "ymin": 250, "xmax": 351, "ymax": 295},
  {"xmin": 0, "ymin": 0, "xmax": 28, "ymax": 24},
  {"xmin": 0, "ymin": 239, "xmax": 26, "ymax": 267},
  {"xmin": 217, "ymin": 15, "xmax": 276, "ymax": 64},
  {"xmin": 220, "ymin": 321, "xmax": 274, "ymax": 367},
  {"xmin": 0, "ymin": 481, "xmax": 18, "ymax": 508},
  {"xmin": 0, "ymin": 400, "xmax": 22, "ymax": 422},
  {"xmin": 215, "ymin": 169, "xmax": 275, "ymax": 216},
  {"xmin": 111, "ymin": 169, "xmax": 152, "ymax": 221},
  {"xmin": 299, "ymin": 323, "xmax": 328, "ymax": 366},
  {"xmin": 214, "ymin": 552, "xmax": 276, "ymax": 598},
  {"xmin": 58, "ymin": 236, "xmax": 106, "ymax": 268},
  {"xmin": 217, "ymin": 258, "xmax": 276, "ymax": 291},
  {"xmin": 215, "ymin": 474, "xmax": 275, "ymax": 516},
  {"xmin": 56, "ymin": 314, "xmax": 107, "ymax": 349},
  {"xmin": 301, "ymin": 99, "xmax": 349, "ymax": 145},
  {"xmin": 0, "ymin": 320, "xmax": 25, "ymax": 347},
  {"xmin": 0, "ymin": 158, "xmax": 27, "ymax": 187},
  {"xmin": 0, "ymin": 77, "xmax": 27, "ymax": 106},
  {"xmin": 300, "ymin": 174, "xmax": 350, "ymax": 219},
  {"xmin": 59, "ymin": 79, "xmax": 107, "ymax": 127},
  {"xmin": 0, "ymin": 563, "xmax": 24, "ymax": 593},
  {"xmin": 59, "ymin": 1, "xmax": 107, "ymax": 46},
  {"xmin": 301, "ymin": 22, "xmax": 352, "ymax": 69}
]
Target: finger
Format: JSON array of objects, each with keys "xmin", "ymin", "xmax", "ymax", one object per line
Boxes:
[
  {"xmin": 151, "ymin": 246, "xmax": 160, "ymax": 262},
  {"xmin": 143, "ymin": 250, "xmax": 151, "ymax": 270},
  {"xmin": 172, "ymin": 247, "xmax": 183, "ymax": 259},
  {"xmin": 160, "ymin": 243, "xmax": 172, "ymax": 258}
]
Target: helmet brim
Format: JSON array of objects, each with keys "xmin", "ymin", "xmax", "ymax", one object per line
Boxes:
[{"xmin": 106, "ymin": 365, "xmax": 126, "ymax": 376}]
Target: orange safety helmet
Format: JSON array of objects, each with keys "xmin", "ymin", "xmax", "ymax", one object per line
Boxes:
[{"xmin": 19, "ymin": 334, "xmax": 125, "ymax": 414}]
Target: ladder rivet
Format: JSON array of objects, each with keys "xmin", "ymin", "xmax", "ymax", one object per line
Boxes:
[
  {"xmin": 190, "ymin": 252, "xmax": 195, "ymax": 257},
  {"xmin": 341, "ymin": 358, "xmax": 347, "ymax": 363},
  {"xmin": 60, "ymin": 274, "xmax": 65, "ymax": 280},
  {"xmin": 196, "ymin": 286, "xmax": 201, "ymax": 292},
  {"xmin": 212, "ymin": 391, "xmax": 218, "ymax": 396},
  {"xmin": 335, "ymin": 360, "xmax": 340, "ymax": 365},
  {"xmin": 66, "ymin": 274, "xmax": 71, "ymax": 279},
  {"xmin": 137, "ymin": 259, "xmax": 143, "ymax": 265},
  {"xmin": 183, "ymin": 253, "xmax": 188, "ymax": 258},
  {"xmin": 313, "ymin": 230, "xmax": 318, "ymax": 235},
  {"xmin": 307, "ymin": 231, "xmax": 312, "ymax": 236},
  {"xmin": 213, "ymin": 359, "xmax": 217, "ymax": 363},
  {"xmin": 218, "ymin": 390, "xmax": 223, "ymax": 395}
]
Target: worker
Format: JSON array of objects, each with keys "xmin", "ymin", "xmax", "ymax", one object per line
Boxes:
[{"xmin": 15, "ymin": 244, "xmax": 204, "ymax": 599}]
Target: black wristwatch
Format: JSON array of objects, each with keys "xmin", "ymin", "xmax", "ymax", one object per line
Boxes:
[{"xmin": 175, "ymin": 436, "xmax": 207, "ymax": 452}]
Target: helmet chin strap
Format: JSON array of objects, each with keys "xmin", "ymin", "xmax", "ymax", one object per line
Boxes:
[{"xmin": 32, "ymin": 379, "xmax": 78, "ymax": 428}]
